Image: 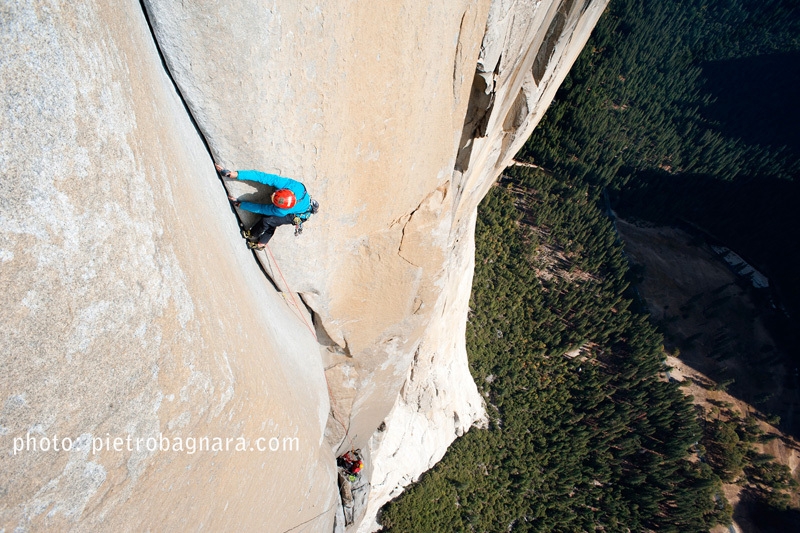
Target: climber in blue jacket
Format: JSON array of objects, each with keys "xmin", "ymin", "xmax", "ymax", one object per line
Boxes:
[{"xmin": 216, "ymin": 164, "xmax": 318, "ymax": 249}]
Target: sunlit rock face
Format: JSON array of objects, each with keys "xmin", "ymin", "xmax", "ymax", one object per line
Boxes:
[
  {"xmin": 1, "ymin": 0, "xmax": 607, "ymax": 531},
  {"xmin": 357, "ymin": 1, "xmax": 610, "ymax": 529},
  {"xmin": 1, "ymin": 1, "xmax": 334, "ymax": 531},
  {"xmin": 142, "ymin": 0, "xmax": 494, "ymax": 459}
]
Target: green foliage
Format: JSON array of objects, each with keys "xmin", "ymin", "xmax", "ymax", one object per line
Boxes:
[
  {"xmin": 700, "ymin": 404, "xmax": 798, "ymax": 516},
  {"xmin": 522, "ymin": 0, "xmax": 800, "ymax": 324},
  {"xmin": 380, "ymin": 0, "xmax": 799, "ymax": 529},
  {"xmin": 379, "ymin": 168, "xmax": 727, "ymax": 531},
  {"xmin": 703, "ymin": 419, "xmax": 746, "ymax": 482},
  {"xmin": 523, "ymin": 0, "xmax": 800, "ymax": 188},
  {"xmin": 745, "ymin": 456, "xmax": 798, "ymax": 511}
]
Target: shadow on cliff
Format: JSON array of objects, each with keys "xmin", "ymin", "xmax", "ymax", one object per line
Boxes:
[
  {"xmin": 701, "ymin": 51, "xmax": 800, "ymax": 155},
  {"xmin": 613, "ymin": 169, "xmax": 800, "ymax": 440},
  {"xmin": 732, "ymin": 490, "xmax": 800, "ymax": 533},
  {"xmin": 223, "ymin": 177, "xmax": 276, "ymax": 230}
]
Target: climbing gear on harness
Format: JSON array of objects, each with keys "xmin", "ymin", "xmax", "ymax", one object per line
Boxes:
[
  {"xmin": 241, "ymin": 228, "xmax": 252, "ymax": 239},
  {"xmin": 247, "ymin": 241, "xmax": 265, "ymax": 250},
  {"xmin": 337, "ymin": 449, "xmax": 363, "ymax": 483},
  {"xmin": 291, "ymin": 198, "xmax": 319, "ymax": 237},
  {"xmin": 272, "ymin": 188, "xmax": 297, "ymax": 209}
]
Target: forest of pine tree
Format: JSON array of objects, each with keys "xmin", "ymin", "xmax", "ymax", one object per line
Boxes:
[
  {"xmin": 379, "ymin": 0, "xmax": 798, "ymax": 530},
  {"xmin": 522, "ymin": 0, "xmax": 800, "ymax": 348},
  {"xmin": 380, "ymin": 168, "xmax": 729, "ymax": 531}
]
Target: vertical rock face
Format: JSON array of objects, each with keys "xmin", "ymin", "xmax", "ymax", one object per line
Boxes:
[
  {"xmin": 140, "ymin": 0, "xmax": 496, "ymax": 461},
  {"xmin": 361, "ymin": 1, "xmax": 610, "ymax": 528},
  {"xmin": 1, "ymin": 0, "xmax": 607, "ymax": 531},
  {"xmin": 1, "ymin": 1, "xmax": 335, "ymax": 531}
]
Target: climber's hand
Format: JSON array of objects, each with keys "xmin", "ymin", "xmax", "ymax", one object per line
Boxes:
[{"xmin": 215, "ymin": 164, "xmax": 234, "ymax": 178}]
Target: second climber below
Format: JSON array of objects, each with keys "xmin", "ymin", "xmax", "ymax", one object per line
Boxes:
[{"xmin": 216, "ymin": 164, "xmax": 319, "ymax": 249}]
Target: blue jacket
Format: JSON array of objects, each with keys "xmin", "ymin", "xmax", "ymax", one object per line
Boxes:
[{"xmin": 235, "ymin": 170, "xmax": 311, "ymax": 217}]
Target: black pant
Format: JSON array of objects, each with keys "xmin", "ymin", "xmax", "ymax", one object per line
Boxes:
[{"xmin": 249, "ymin": 214, "xmax": 296, "ymax": 244}]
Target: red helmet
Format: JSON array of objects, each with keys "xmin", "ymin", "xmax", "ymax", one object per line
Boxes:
[{"xmin": 272, "ymin": 188, "xmax": 296, "ymax": 209}]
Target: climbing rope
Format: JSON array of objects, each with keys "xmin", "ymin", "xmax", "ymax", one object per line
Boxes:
[
  {"xmin": 278, "ymin": 502, "xmax": 337, "ymax": 533},
  {"xmin": 214, "ymin": 163, "xmax": 359, "ymax": 467},
  {"xmin": 263, "ymin": 243, "xmax": 317, "ymax": 341},
  {"xmin": 258, "ymin": 247, "xmax": 360, "ymax": 533},
  {"xmin": 263, "ymin": 243, "xmax": 355, "ymax": 454}
]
